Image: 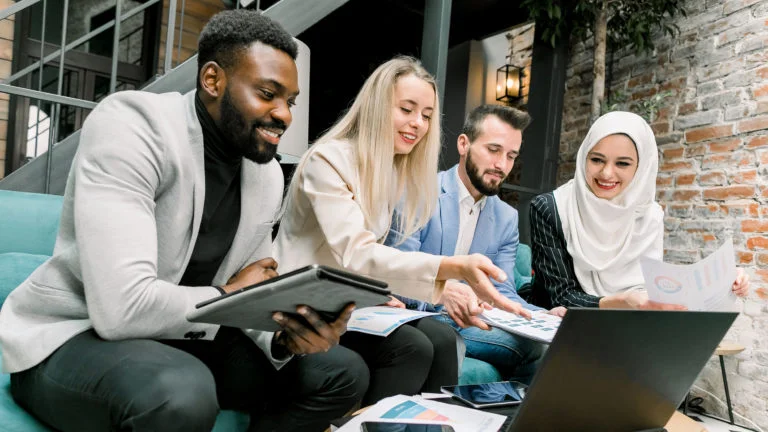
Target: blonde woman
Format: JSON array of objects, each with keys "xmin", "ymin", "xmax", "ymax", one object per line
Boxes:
[{"xmin": 274, "ymin": 56, "xmax": 524, "ymax": 404}]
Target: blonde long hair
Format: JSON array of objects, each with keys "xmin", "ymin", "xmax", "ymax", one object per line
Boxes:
[{"xmin": 287, "ymin": 56, "xmax": 441, "ymax": 244}]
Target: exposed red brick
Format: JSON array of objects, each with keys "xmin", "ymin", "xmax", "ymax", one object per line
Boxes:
[
  {"xmin": 703, "ymin": 185, "xmax": 755, "ymax": 200},
  {"xmin": 746, "ymin": 136, "xmax": 768, "ymax": 148},
  {"xmin": 672, "ymin": 190, "xmax": 701, "ymax": 201},
  {"xmin": 699, "ymin": 171, "xmax": 727, "ymax": 185},
  {"xmin": 657, "ymin": 107, "xmax": 671, "ymax": 121},
  {"xmin": 759, "ymin": 150, "xmax": 768, "ymax": 164},
  {"xmin": 685, "ymin": 144, "xmax": 708, "ymax": 157},
  {"xmin": 754, "ymin": 84, "xmax": 768, "ymax": 99},
  {"xmin": 756, "ymin": 253, "xmax": 768, "ymax": 266},
  {"xmin": 660, "ymin": 161, "xmax": 693, "ymax": 172},
  {"xmin": 758, "ymin": 66, "xmax": 768, "ymax": 79},
  {"xmin": 662, "ymin": 147, "xmax": 685, "ymax": 160},
  {"xmin": 748, "ymin": 236, "xmax": 768, "ymax": 250},
  {"xmin": 660, "ymin": 77, "xmax": 686, "ymax": 92},
  {"xmin": 678, "ymin": 102, "xmax": 696, "ymax": 116},
  {"xmin": 631, "ymin": 87, "xmax": 658, "ymax": 100},
  {"xmin": 675, "ymin": 173, "xmax": 696, "ymax": 186},
  {"xmin": 627, "ymin": 73, "xmax": 653, "ymax": 88},
  {"xmin": 685, "ymin": 125, "xmax": 734, "ymax": 143},
  {"xmin": 737, "ymin": 251, "xmax": 754, "ymax": 264},
  {"xmin": 739, "ymin": 115, "xmax": 768, "ymax": 133},
  {"xmin": 734, "ymin": 169, "xmax": 757, "ymax": 184},
  {"xmin": 657, "ymin": 176, "xmax": 674, "ymax": 187},
  {"xmin": 754, "ymin": 268, "xmax": 768, "ymax": 282},
  {"xmin": 742, "ymin": 219, "xmax": 768, "ymax": 232},
  {"xmin": 708, "ymin": 138, "xmax": 741, "ymax": 153},
  {"xmin": 652, "ymin": 122, "xmax": 670, "ymax": 135}
]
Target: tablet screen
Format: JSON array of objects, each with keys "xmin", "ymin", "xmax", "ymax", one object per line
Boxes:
[
  {"xmin": 360, "ymin": 422, "xmax": 455, "ymax": 432},
  {"xmin": 441, "ymin": 381, "xmax": 526, "ymax": 407}
]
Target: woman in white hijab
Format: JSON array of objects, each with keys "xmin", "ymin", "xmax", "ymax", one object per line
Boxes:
[{"xmin": 529, "ymin": 111, "xmax": 749, "ymax": 309}]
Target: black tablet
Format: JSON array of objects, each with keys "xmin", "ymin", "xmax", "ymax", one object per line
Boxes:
[
  {"xmin": 186, "ymin": 264, "xmax": 391, "ymax": 331},
  {"xmin": 440, "ymin": 381, "xmax": 527, "ymax": 409}
]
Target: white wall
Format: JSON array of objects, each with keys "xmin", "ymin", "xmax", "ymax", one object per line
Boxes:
[{"xmin": 278, "ymin": 38, "xmax": 310, "ymax": 163}]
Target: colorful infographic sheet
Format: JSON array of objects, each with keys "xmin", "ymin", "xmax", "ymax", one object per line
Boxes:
[
  {"xmin": 348, "ymin": 306, "xmax": 438, "ymax": 336},
  {"xmin": 479, "ymin": 308, "xmax": 562, "ymax": 344},
  {"xmin": 334, "ymin": 395, "xmax": 506, "ymax": 432},
  {"xmin": 640, "ymin": 239, "xmax": 738, "ymax": 311}
]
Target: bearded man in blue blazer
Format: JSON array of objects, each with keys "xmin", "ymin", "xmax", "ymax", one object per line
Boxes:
[{"xmin": 387, "ymin": 104, "xmax": 565, "ymax": 384}]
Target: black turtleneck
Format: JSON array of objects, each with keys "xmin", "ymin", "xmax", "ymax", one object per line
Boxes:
[{"xmin": 179, "ymin": 93, "xmax": 242, "ymax": 288}]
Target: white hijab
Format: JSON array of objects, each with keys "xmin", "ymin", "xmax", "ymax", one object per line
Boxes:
[{"xmin": 553, "ymin": 111, "xmax": 664, "ymax": 297}]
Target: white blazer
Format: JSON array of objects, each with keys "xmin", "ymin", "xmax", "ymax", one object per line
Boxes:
[
  {"xmin": 0, "ymin": 90, "xmax": 284, "ymax": 373},
  {"xmin": 274, "ymin": 139, "xmax": 443, "ymax": 302}
]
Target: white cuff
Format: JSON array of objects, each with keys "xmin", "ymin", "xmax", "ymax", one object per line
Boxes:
[{"xmin": 241, "ymin": 329, "xmax": 293, "ymax": 370}]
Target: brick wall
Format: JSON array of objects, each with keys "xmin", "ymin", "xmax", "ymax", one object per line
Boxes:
[
  {"xmin": 558, "ymin": 0, "xmax": 768, "ymax": 427},
  {"xmin": 0, "ymin": 0, "xmax": 14, "ymax": 179}
]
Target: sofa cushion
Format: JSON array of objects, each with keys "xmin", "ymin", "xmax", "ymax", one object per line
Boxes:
[
  {"xmin": 514, "ymin": 244, "xmax": 533, "ymax": 291},
  {"xmin": 0, "ymin": 191, "xmax": 63, "ymax": 256},
  {"xmin": 0, "ymin": 253, "xmax": 50, "ymax": 306}
]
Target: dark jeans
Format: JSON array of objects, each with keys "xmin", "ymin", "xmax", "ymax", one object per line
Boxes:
[
  {"xmin": 340, "ymin": 317, "xmax": 461, "ymax": 406},
  {"xmin": 10, "ymin": 328, "xmax": 369, "ymax": 432}
]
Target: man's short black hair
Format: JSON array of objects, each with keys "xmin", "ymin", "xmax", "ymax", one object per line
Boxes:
[
  {"xmin": 461, "ymin": 104, "xmax": 532, "ymax": 142},
  {"xmin": 197, "ymin": 9, "xmax": 298, "ymax": 76}
]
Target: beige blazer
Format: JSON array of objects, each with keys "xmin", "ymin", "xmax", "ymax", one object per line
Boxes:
[
  {"xmin": 0, "ymin": 90, "xmax": 284, "ymax": 373},
  {"xmin": 274, "ymin": 139, "xmax": 443, "ymax": 302}
]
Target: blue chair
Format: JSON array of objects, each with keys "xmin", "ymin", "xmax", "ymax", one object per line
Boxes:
[{"xmin": 0, "ymin": 190, "xmax": 250, "ymax": 431}]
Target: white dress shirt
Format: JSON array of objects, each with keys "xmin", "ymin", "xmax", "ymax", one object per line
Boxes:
[{"xmin": 454, "ymin": 169, "xmax": 487, "ymax": 256}]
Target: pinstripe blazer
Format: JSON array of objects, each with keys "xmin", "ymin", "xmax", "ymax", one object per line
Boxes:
[{"xmin": 529, "ymin": 192, "xmax": 601, "ymax": 309}]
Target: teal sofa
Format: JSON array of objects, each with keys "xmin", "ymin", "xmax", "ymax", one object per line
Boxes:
[
  {"xmin": 0, "ymin": 190, "xmax": 525, "ymax": 430},
  {"xmin": 0, "ymin": 190, "xmax": 250, "ymax": 431}
]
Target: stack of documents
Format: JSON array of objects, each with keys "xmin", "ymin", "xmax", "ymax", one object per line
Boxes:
[{"xmin": 333, "ymin": 395, "xmax": 506, "ymax": 432}]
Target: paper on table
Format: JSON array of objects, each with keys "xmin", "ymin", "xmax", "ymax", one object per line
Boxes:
[
  {"xmin": 334, "ymin": 395, "xmax": 506, "ymax": 432},
  {"xmin": 347, "ymin": 306, "xmax": 438, "ymax": 337},
  {"xmin": 640, "ymin": 238, "xmax": 738, "ymax": 311}
]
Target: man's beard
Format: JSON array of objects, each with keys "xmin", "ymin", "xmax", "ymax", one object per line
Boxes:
[
  {"xmin": 466, "ymin": 147, "xmax": 507, "ymax": 196},
  {"xmin": 219, "ymin": 88, "xmax": 282, "ymax": 164}
]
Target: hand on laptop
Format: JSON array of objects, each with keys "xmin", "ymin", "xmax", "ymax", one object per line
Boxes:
[
  {"xmin": 272, "ymin": 303, "xmax": 356, "ymax": 356},
  {"xmin": 221, "ymin": 257, "xmax": 279, "ymax": 293}
]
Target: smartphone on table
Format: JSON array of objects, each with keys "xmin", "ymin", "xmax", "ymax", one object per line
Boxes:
[
  {"xmin": 360, "ymin": 422, "xmax": 455, "ymax": 432},
  {"xmin": 440, "ymin": 380, "xmax": 527, "ymax": 409}
]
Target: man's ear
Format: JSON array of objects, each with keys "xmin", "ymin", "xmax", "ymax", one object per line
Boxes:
[
  {"xmin": 457, "ymin": 134, "xmax": 471, "ymax": 156},
  {"xmin": 199, "ymin": 61, "xmax": 226, "ymax": 98}
]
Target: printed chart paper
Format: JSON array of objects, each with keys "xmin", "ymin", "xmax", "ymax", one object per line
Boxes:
[
  {"xmin": 640, "ymin": 239, "xmax": 738, "ymax": 311},
  {"xmin": 348, "ymin": 306, "xmax": 438, "ymax": 336},
  {"xmin": 479, "ymin": 308, "xmax": 562, "ymax": 344},
  {"xmin": 334, "ymin": 395, "xmax": 506, "ymax": 432}
]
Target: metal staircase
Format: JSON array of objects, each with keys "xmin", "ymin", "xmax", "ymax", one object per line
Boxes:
[{"xmin": 0, "ymin": 0, "xmax": 349, "ymax": 194}]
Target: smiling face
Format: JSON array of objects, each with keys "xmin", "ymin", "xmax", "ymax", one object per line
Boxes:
[
  {"xmin": 458, "ymin": 115, "xmax": 522, "ymax": 198},
  {"xmin": 392, "ymin": 74, "xmax": 435, "ymax": 155},
  {"xmin": 585, "ymin": 133, "xmax": 639, "ymax": 200},
  {"xmin": 205, "ymin": 42, "xmax": 299, "ymax": 164}
]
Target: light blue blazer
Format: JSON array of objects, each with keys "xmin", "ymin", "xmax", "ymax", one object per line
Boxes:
[{"xmin": 386, "ymin": 165, "xmax": 540, "ymax": 311}]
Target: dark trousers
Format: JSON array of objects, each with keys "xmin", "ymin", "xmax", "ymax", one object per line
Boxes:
[
  {"xmin": 10, "ymin": 328, "xmax": 369, "ymax": 432},
  {"xmin": 341, "ymin": 317, "xmax": 461, "ymax": 406}
]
